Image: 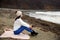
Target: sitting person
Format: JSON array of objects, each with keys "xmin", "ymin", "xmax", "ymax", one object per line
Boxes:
[{"xmin": 13, "ymin": 11, "xmax": 38, "ymax": 36}]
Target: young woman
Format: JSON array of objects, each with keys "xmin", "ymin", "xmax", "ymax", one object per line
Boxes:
[{"xmin": 13, "ymin": 11, "xmax": 38, "ymax": 36}]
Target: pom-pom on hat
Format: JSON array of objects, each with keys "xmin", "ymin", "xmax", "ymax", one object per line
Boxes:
[{"xmin": 16, "ymin": 11, "xmax": 22, "ymax": 16}]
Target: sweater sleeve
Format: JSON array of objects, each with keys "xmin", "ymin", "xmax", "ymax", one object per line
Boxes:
[{"xmin": 18, "ymin": 18, "xmax": 30, "ymax": 28}]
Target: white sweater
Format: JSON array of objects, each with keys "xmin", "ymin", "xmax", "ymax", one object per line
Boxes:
[{"xmin": 13, "ymin": 18, "xmax": 30, "ymax": 31}]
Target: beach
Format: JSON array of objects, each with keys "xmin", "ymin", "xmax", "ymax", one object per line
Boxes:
[{"xmin": 0, "ymin": 9, "xmax": 60, "ymax": 40}]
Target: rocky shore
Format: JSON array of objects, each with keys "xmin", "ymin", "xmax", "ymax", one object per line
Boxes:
[
  {"xmin": 0, "ymin": 9, "xmax": 60, "ymax": 40},
  {"xmin": 22, "ymin": 14, "xmax": 60, "ymax": 35},
  {"xmin": 0, "ymin": 9, "xmax": 60, "ymax": 35}
]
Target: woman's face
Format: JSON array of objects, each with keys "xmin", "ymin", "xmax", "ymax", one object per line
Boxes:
[{"xmin": 21, "ymin": 13, "xmax": 23, "ymax": 17}]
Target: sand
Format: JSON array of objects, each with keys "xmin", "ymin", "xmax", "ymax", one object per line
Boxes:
[{"xmin": 0, "ymin": 9, "xmax": 60, "ymax": 40}]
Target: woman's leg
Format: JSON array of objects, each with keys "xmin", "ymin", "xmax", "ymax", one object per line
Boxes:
[
  {"xmin": 14, "ymin": 26, "xmax": 25, "ymax": 35},
  {"xmin": 24, "ymin": 26, "xmax": 38, "ymax": 36},
  {"xmin": 14, "ymin": 26, "xmax": 38, "ymax": 36},
  {"xmin": 24, "ymin": 26, "xmax": 33, "ymax": 32}
]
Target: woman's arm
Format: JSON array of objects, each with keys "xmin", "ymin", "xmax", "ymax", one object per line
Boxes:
[{"xmin": 19, "ymin": 18, "xmax": 32, "ymax": 28}]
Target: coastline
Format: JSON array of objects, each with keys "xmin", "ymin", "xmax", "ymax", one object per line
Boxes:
[
  {"xmin": 0, "ymin": 9, "xmax": 60, "ymax": 40},
  {"xmin": 0, "ymin": 9, "xmax": 60, "ymax": 35},
  {"xmin": 22, "ymin": 15, "xmax": 60, "ymax": 35}
]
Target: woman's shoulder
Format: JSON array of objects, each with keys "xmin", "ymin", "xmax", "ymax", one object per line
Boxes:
[
  {"xmin": 15, "ymin": 18, "xmax": 23, "ymax": 23},
  {"xmin": 16, "ymin": 18, "xmax": 22, "ymax": 21}
]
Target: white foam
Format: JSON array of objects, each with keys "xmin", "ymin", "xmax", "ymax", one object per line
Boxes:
[{"xmin": 26, "ymin": 11, "xmax": 60, "ymax": 24}]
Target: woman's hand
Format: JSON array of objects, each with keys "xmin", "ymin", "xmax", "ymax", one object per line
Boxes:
[{"xmin": 29, "ymin": 24, "xmax": 33, "ymax": 29}]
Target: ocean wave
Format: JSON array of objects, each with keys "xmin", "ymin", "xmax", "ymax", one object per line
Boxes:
[{"xmin": 25, "ymin": 11, "xmax": 60, "ymax": 24}]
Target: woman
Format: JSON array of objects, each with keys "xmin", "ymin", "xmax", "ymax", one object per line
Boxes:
[{"xmin": 13, "ymin": 11, "xmax": 38, "ymax": 36}]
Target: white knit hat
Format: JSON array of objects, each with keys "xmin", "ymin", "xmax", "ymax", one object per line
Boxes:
[{"xmin": 16, "ymin": 11, "xmax": 22, "ymax": 16}]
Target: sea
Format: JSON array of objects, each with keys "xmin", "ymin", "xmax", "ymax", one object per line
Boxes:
[{"xmin": 25, "ymin": 11, "xmax": 60, "ymax": 24}]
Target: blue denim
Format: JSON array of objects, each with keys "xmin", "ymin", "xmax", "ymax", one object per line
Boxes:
[{"xmin": 14, "ymin": 26, "xmax": 33, "ymax": 35}]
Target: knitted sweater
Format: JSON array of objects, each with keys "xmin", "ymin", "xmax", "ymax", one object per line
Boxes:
[{"xmin": 13, "ymin": 18, "xmax": 30, "ymax": 31}]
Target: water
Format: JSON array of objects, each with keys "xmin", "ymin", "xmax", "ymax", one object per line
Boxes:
[{"xmin": 25, "ymin": 11, "xmax": 60, "ymax": 24}]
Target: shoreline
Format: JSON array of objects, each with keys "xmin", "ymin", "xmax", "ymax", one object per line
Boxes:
[
  {"xmin": 22, "ymin": 15, "xmax": 60, "ymax": 35},
  {"xmin": 0, "ymin": 9, "xmax": 60, "ymax": 35}
]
